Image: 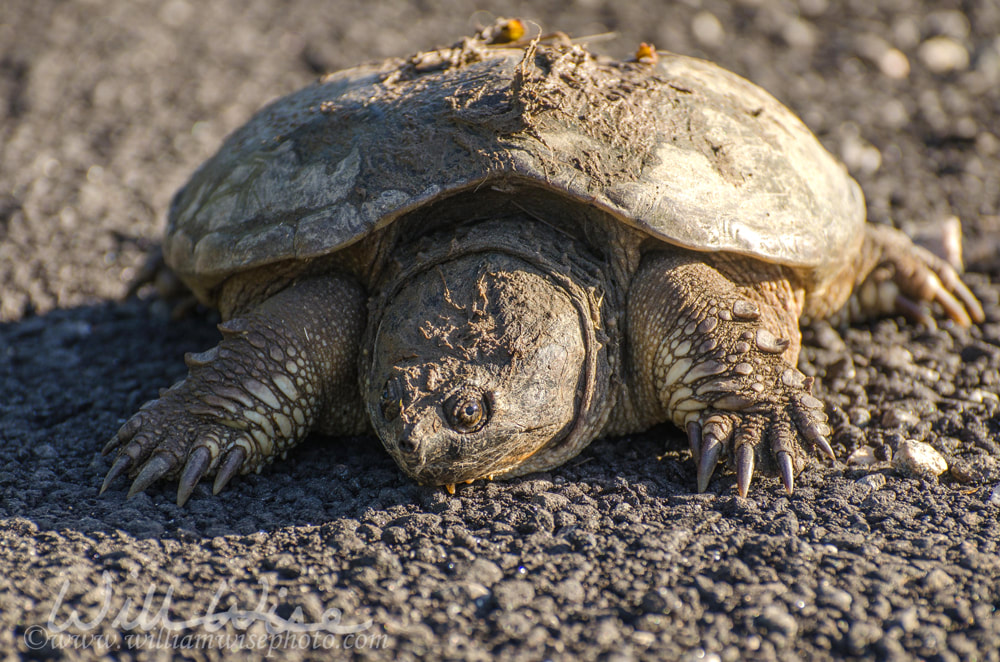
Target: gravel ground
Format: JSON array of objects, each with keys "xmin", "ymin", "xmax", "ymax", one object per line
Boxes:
[{"xmin": 2, "ymin": 1, "xmax": 1000, "ymax": 660}]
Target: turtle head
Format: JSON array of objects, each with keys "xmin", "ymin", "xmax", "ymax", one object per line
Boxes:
[{"xmin": 365, "ymin": 252, "xmax": 586, "ymax": 486}]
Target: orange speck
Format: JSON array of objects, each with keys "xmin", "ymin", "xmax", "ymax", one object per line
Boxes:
[
  {"xmin": 494, "ymin": 19, "xmax": 525, "ymax": 44},
  {"xmin": 636, "ymin": 42, "xmax": 659, "ymax": 65}
]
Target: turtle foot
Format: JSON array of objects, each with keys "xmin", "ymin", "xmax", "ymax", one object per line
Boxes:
[
  {"xmin": 101, "ymin": 377, "xmax": 274, "ymax": 506},
  {"xmin": 628, "ymin": 249, "xmax": 835, "ymax": 497},
  {"xmin": 685, "ymin": 369, "xmax": 834, "ymax": 497},
  {"xmin": 101, "ymin": 277, "xmax": 366, "ymax": 505},
  {"xmin": 101, "ymin": 320, "xmax": 315, "ymax": 505},
  {"xmin": 850, "ymin": 224, "xmax": 984, "ymax": 328}
]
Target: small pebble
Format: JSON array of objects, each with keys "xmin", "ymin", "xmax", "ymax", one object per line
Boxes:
[
  {"xmin": 493, "ymin": 580, "xmax": 536, "ymax": 611},
  {"xmin": 855, "ymin": 473, "xmax": 887, "ymax": 491},
  {"xmin": 881, "ymin": 408, "xmax": 919, "ymax": 428},
  {"xmin": 923, "ymin": 568, "xmax": 954, "ymax": 592},
  {"xmin": 756, "ymin": 604, "xmax": 798, "ymax": 638},
  {"xmin": 812, "ymin": 323, "xmax": 847, "ymax": 352},
  {"xmin": 841, "ymin": 132, "xmax": 882, "ymax": 175},
  {"xmin": 848, "ymin": 407, "xmax": 872, "ymax": 427},
  {"xmin": 892, "ymin": 440, "xmax": 948, "ymax": 479},
  {"xmin": 918, "ymin": 36, "xmax": 969, "ymax": 73},
  {"xmin": 817, "ymin": 583, "xmax": 853, "ymax": 612},
  {"xmin": 989, "ymin": 484, "xmax": 1000, "ymax": 506},
  {"xmin": 874, "ymin": 444, "xmax": 893, "ymax": 462},
  {"xmin": 691, "ymin": 11, "xmax": 724, "ymax": 47},
  {"xmin": 948, "ymin": 456, "xmax": 998, "ymax": 483},
  {"xmin": 891, "ymin": 606, "xmax": 919, "ymax": 633},
  {"xmin": 879, "ymin": 48, "xmax": 910, "ymax": 78},
  {"xmin": 925, "ymin": 10, "xmax": 971, "ymax": 40},
  {"xmin": 827, "ymin": 356, "xmax": 856, "ymax": 381},
  {"xmin": 848, "ymin": 446, "xmax": 878, "ymax": 466},
  {"xmin": 782, "ymin": 17, "xmax": 818, "ymax": 50},
  {"xmin": 847, "ymin": 621, "xmax": 883, "ymax": 655}
]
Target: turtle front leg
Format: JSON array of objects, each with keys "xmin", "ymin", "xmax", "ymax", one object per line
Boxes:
[
  {"xmin": 627, "ymin": 250, "xmax": 834, "ymax": 497},
  {"xmin": 102, "ymin": 275, "xmax": 367, "ymax": 505}
]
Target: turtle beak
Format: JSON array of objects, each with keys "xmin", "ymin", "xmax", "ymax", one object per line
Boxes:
[
  {"xmin": 384, "ymin": 407, "xmax": 488, "ymax": 486},
  {"xmin": 395, "ymin": 416, "xmax": 437, "ymax": 469}
]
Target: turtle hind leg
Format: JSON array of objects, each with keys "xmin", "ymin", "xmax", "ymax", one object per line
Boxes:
[
  {"xmin": 813, "ymin": 224, "xmax": 984, "ymax": 328},
  {"xmin": 101, "ymin": 275, "xmax": 367, "ymax": 505},
  {"xmin": 626, "ymin": 249, "xmax": 833, "ymax": 497}
]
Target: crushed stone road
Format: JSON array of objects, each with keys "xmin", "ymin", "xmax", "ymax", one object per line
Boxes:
[{"xmin": 2, "ymin": 1, "xmax": 999, "ymax": 660}]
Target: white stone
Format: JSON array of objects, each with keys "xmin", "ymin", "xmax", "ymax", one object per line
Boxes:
[
  {"xmin": 855, "ymin": 473, "xmax": 886, "ymax": 491},
  {"xmin": 879, "ymin": 48, "xmax": 910, "ymax": 79},
  {"xmin": 892, "ymin": 440, "xmax": 948, "ymax": 478},
  {"xmin": 918, "ymin": 36, "xmax": 969, "ymax": 74},
  {"xmin": 691, "ymin": 11, "xmax": 724, "ymax": 47},
  {"xmin": 847, "ymin": 446, "xmax": 878, "ymax": 466}
]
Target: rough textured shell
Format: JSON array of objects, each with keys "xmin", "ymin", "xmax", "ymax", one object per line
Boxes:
[{"xmin": 166, "ymin": 36, "xmax": 865, "ymax": 297}]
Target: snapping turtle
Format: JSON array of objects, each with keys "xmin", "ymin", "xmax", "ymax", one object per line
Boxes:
[{"xmin": 102, "ymin": 21, "xmax": 983, "ymax": 506}]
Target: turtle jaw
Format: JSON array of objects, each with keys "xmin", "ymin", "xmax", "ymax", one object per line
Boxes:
[
  {"xmin": 363, "ymin": 251, "xmax": 587, "ymax": 486},
  {"xmin": 376, "ymin": 393, "xmax": 571, "ymax": 486}
]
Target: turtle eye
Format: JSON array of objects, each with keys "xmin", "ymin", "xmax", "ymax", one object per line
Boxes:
[
  {"xmin": 444, "ymin": 391, "xmax": 489, "ymax": 433},
  {"xmin": 380, "ymin": 379, "xmax": 402, "ymax": 421}
]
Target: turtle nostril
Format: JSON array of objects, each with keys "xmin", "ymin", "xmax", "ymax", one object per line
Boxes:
[{"xmin": 400, "ymin": 435, "xmax": 420, "ymax": 455}]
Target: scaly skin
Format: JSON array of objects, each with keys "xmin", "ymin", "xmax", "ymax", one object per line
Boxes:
[
  {"xmin": 101, "ymin": 220, "xmax": 983, "ymax": 504},
  {"xmin": 624, "ymin": 250, "xmax": 831, "ymax": 497},
  {"xmin": 817, "ymin": 224, "xmax": 983, "ymax": 327},
  {"xmin": 102, "ymin": 276, "xmax": 367, "ymax": 505}
]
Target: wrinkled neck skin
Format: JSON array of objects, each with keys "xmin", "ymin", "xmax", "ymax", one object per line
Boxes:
[{"xmin": 363, "ymin": 218, "xmax": 616, "ymax": 485}]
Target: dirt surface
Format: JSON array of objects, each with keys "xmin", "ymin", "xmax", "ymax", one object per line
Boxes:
[{"xmin": 2, "ymin": 1, "xmax": 999, "ymax": 660}]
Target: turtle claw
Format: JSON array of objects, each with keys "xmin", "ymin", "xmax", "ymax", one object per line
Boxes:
[
  {"xmin": 686, "ymin": 421, "xmax": 702, "ymax": 465},
  {"xmin": 814, "ymin": 434, "xmax": 836, "ymax": 461},
  {"xmin": 777, "ymin": 451, "xmax": 794, "ymax": 494},
  {"xmin": 696, "ymin": 415, "xmax": 731, "ymax": 492},
  {"xmin": 864, "ymin": 224, "xmax": 985, "ymax": 328},
  {"xmin": 100, "ymin": 454, "xmax": 133, "ymax": 495},
  {"xmin": 102, "ymin": 415, "xmax": 143, "ymax": 456},
  {"xmin": 101, "ymin": 436, "xmax": 122, "ymax": 457},
  {"xmin": 177, "ymin": 446, "xmax": 213, "ymax": 506},
  {"xmin": 697, "ymin": 434, "xmax": 724, "ymax": 492},
  {"xmin": 914, "ymin": 247, "xmax": 984, "ymax": 327},
  {"xmin": 213, "ymin": 447, "xmax": 246, "ymax": 495},
  {"xmin": 735, "ymin": 444, "xmax": 755, "ymax": 498},
  {"xmin": 100, "ymin": 381, "xmax": 265, "ymax": 503},
  {"xmin": 127, "ymin": 454, "xmax": 175, "ymax": 499}
]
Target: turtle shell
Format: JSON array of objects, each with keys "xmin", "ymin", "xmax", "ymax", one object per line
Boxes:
[{"xmin": 166, "ymin": 32, "xmax": 865, "ymax": 301}]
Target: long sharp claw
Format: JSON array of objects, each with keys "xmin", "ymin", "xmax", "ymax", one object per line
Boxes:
[
  {"xmin": 697, "ymin": 436, "xmax": 723, "ymax": 493},
  {"xmin": 736, "ymin": 444, "xmax": 755, "ymax": 498},
  {"xmin": 177, "ymin": 446, "xmax": 212, "ymax": 507},
  {"xmin": 815, "ymin": 434, "xmax": 836, "ymax": 461},
  {"xmin": 104, "ymin": 417, "xmax": 142, "ymax": 454},
  {"xmin": 958, "ymin": 283, "xmax": 985, "ymax": 324},
  {"xmin": 777, "ymin": 451, "xmax": 795, "ymax": 494},
  {"xmin": 686, "ymin": 421, "xmax": 702, "ymax": 468},
  {"xmin": 921, "ymin": 267, "xmax": 981, "ymax": 327},
  {"xmin": 127, "ymin": 454, "xmax": 173, "ymax": 498},
  {"xmin": 933, "ymin": 257, "xmax": 984, "ymax": 324},
  {"xmin": 935, "ymin": 290, "xmax": 972, "ymax": 328},
  {"xmin": 894, "ymin": 294, "xmax": 936, "ymax": 327},
  {"xmin": 100, "ymin": 455, "xmax": 133, "ymax": 495},
  {"xmin": 213, "ymin": 446, "xmax": 246, "ymax": 495},
  {"xmin": 798, "ymin": 412, "xmax": 836, "ymax": 461},
  {"xmin": 101, "ymin": 437, "xmax": 122, "ymax": 457}
]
